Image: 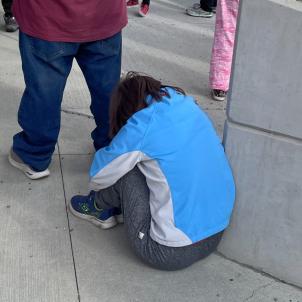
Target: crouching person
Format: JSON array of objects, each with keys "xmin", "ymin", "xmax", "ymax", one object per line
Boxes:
[{"xmin": 69, "ymin": 72, "xmax": 235, "ymax": 271}]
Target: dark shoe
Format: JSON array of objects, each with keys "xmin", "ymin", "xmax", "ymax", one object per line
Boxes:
[
  {"xmin": 186, "ymin": 4, "xmax": 213, "ymax": 17},
  {"xmin": 69, "ymin": 191, "xmax": 117, "ymax": 229},
  {"xmin": 4, "ymin": 14, "xmax": 19, "ymax": 32},
  {"xmin": 212, "ymin": 89, "xmax": 227, "ymax": 101}
]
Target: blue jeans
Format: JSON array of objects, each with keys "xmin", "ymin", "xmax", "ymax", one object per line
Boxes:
[{"xmin": 13, "ymin": 31, "xmax": 122, "ymax": 171}]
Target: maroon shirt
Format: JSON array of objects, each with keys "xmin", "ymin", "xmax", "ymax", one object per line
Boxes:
[{"xmin": 13, "ymin": 0, "xmax": 127, "ymax": 42}]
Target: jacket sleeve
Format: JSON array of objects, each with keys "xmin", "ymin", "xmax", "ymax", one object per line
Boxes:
[{"xmin": 89, "ymin": 113, "xmax": 150, "ymax": 191}]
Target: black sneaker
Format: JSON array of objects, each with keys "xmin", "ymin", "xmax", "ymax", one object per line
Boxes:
[
  {"xmin": 212, "ymin": 89, "xmax": 227, "ymax": 101},
  {"xmin": 186, "ymin": 5, "xmax": 213, "ymax": 18},
  {"xmin": 4, "ymin": 14, "xmax": 19, "ymax": 32}
]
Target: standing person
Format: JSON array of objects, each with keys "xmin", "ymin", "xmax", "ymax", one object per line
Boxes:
[
  {"xmin": 2, "ymin": 0, "xmax": 18, "ymax": 32},
  {"xmin": 209, "ymin": 0, "xmax": 240, "ymax": 101},
  {"xmin": 69, "ymin": 72, "xmax": 235, "ymax": 270},
  {"xmin": 126, "ymin": 0, "xmax": 150, "ymax": 17},
  {"xmin": 186, "ymin": 0, "xmax": 217, "ymax": 18},
  {"xmin": 8, "ymin": 0, "xmax": 127, "ymax": 179}
]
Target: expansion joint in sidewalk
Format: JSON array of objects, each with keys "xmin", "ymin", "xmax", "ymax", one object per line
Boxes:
[
  {"xmin": 57, "ymin": 143, "xmax": 81, "ymax": 302},
  {"xmin": 226, "ymin": 117, "xmax": 302, "ymax": 145},
  {"xmin": 61, "ymin": 109, "xmax": 94, "ymax": 119},
  {"xmin": 216, "ymin": 251, "xmax": 302, "ymax": 292},
  {"xmin": 243, "ymin": 282, "xmax": 273, "ymax": 301}
]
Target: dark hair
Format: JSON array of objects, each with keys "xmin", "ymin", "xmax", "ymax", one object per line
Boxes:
[{"xmin": 109, "ymin": 71, "xmax": 185, "ymax": 138}]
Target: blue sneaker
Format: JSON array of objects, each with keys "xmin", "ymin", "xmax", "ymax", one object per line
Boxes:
[{"xmin": 69, "ymin": 191, "xmax": 117, "ymax": 229}]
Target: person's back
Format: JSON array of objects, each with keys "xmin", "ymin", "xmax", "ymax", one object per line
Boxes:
[{"xmin": 111, "ymin": 88, "xmax": 235, "ymax": 246}]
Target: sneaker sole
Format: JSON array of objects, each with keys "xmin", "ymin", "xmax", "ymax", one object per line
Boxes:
[
  {"xmin": 69, "ymin": 202, "xmax": 118, "ymax": 229},
  {"xmin": 138, "ymin": 11, "xmax": 148, "ymax": 17},
  {"xmin": 8, "ymin": 152, "xmax": 50, "ymax": 180},
  {"xmin": 212, "ymin": 92, "xmax": 226, "ymax": 102},
  {"xmin": 186, "ymin": 13, "xmax": 213, "ymax": 18},
  {"xmin": 186, "ymin": 10, "xmax": 213, "ymax": 18},
  {"xmin": 6, "ymin": 26, "xmax": 19, "ymax": 32}
]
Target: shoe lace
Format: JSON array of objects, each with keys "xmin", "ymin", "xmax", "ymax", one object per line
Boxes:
[{"xmin": 88, "ymin": 191, "xmax": 103, "ymax": 212}]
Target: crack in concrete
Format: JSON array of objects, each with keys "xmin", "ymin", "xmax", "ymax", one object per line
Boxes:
[
  {"xmin": 243, "ymin": 282, "xmax": 273, "ymax": 302},
  {"xmin": 57, "ymin": 143, "xmax": 81, "ymax": 302},
  {"xmin": 61, "ymin": 109, "xmax": 94, "ymax": 119},
  {"xmin": 226, "ymin": 117, "xmax": 302, "ymax": 144},
  {"xmin": 216, "ymin": 252, "xmax": 302, "ymax": 291}
]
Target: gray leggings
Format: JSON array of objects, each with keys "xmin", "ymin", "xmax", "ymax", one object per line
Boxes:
[{"xmin": 95, "ymin": 167, "xmax": 223, "ymax": 271}]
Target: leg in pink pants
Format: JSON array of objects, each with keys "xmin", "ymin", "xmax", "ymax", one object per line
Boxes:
[{"xmin": 209, "ymin": 0, "xmax": 240, "ymax": 92}]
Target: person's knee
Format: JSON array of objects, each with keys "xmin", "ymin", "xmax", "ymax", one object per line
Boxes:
[
  {"xmin": 126, "ymin": 166, "xmax": 142, "ymax": 178},
  {"xmin": 120, "ymin": 166, "xmax": 146, "ymax": 188}
]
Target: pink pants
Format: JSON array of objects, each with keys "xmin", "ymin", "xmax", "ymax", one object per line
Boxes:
[{"xmin": 209, "ymin": 0, "xmax": 240, "ymax": 91}]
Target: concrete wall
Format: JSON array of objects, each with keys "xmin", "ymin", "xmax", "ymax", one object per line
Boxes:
[{"xmin": 219, "ymin": 0, "xmax": 302, "ymax": 287}]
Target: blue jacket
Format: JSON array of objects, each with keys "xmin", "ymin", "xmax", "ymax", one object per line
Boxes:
[{"xmin": 89, "ymin": 88, "xmax": 235, "ymax": 247}]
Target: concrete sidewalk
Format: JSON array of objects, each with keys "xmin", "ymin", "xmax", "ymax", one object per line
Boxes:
[{"xmin": 0, "ymin": 1, "xmax": 302, "ymax": 301}]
